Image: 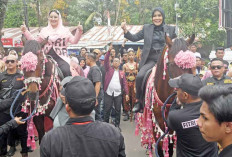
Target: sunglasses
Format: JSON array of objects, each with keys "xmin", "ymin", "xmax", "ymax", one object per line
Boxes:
[
  {"xmin": 93, "ymin": 52, "xmax": 99, "ymax": 55},
  {"xmin": 6, "ymin": 60, "xmax": 15, "ymax": 64},
  {"xmin": 211, "ymin": 65, "xmax": 223, "ymax": 70},
  {"xmin": 17, "ymin": 65, "xmax": 21, "ymax": 68}
]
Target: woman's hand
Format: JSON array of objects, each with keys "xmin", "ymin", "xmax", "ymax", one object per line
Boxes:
[
  {"xmin": 77, "ymin": 22, "xmax": 83, "ymax": 32},
  {"xmin": 20, "ymin": 23, "xmax": 27, "ymax": 33},
  {"xmin": 121, "ymin": 19, "xmax": 128, "ymax": 33}
]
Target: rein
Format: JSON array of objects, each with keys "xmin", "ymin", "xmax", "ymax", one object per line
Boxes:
[
  {"xmin": 155, "ymin": 92, "xmax": 177, "ymax": 157},
  {"xmin": 10, "ymin": 89, "xmax": 39, "ymax": 121}
]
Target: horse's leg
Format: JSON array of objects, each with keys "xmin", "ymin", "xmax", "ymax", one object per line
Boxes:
[
  {"xmin": 168, "ymin": 141, "xmax": 174, "ymax": 157},
  {"xmin": 33, "ymin": 115, "xmax": 44, "ymax": 144},
  {"xmin": 158, "ymin": 142, "xmax": 164, "ymax": 157}
]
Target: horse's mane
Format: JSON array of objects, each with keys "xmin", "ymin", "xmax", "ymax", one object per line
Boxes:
[
  {"xmin": 23, "ymin": 40, "xmax": 41, "ymax": 55},
  {"xmin": 169, "ymin": 38, "xmax": 188, "ymax": 57}
]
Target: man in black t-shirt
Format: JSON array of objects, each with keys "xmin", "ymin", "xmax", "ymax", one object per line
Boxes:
[
  {"xmin": 86, "ymin": 53, "xmax": 102, "ymax": 121},
  {"xmin": 198, "ymin": 85, "xmax": 232, "ymax": 157},
  {"xmin": 167, "ymin": 74, "xmax": 218, "ymax": 157}
]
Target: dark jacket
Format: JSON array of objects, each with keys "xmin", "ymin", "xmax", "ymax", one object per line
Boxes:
[
  {"xmin": 0, "ymin": 119, "xmax": 18, "ymax": 137},
  {"xmin": 0, "ymin": 70, "xmax": 24, "ymax": 114},
  {"xmin": 202, "ymin": 75, "xmax": 232, "ymax": 86},
  {"xmin": 104, "ymin": 50, "xmax": 128, "ymax": 95},
  {"xmin": 124, "ymin": 24, "xmax": 176, "ymax": 70},
  {"xmin": 40, "ymin": 116, "xmax": 126, "ymax": 157},
  {"xmin": 219, "ymin": 144, "xmax": 232, "ymax": 157},
  {"xmin": 167, "ymin": 101, "xmax": 218, "ymax": 157}
]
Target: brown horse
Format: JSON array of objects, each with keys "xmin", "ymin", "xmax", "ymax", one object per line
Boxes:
[
  {"xmin": 137, "ymin": 35, "xmax": 195, "ymax": 157},
  {"xmin": 21, "ymin": 40, "xmax": 59, "ymax": 144}
]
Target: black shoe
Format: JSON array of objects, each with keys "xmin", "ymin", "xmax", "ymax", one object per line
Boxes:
[
  {"xmin": 6, "ymin": 147, "xmax": 16, "ymax": 156},
  {"xmin": 123, "ymin": 113, "xmax": 129, "ymax": 121},
  {"xmin": 27, "ymin": 146, "xmax": 33, "ymax": 153},
  {"xmin": 132, "ymin": 101, "xmax": 141, "ymax": 113}
]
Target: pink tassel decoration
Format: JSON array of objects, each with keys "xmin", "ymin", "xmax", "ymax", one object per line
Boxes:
[
  {"xmin": 135, "ymin": 125, "xmax": 139, "ymax": 136},
  {"xmin": 31, "ymin": 137, "xmax": 36, "ymax": 150},
  {"xmin": 21, "ymin": 52, "xmax": 38, "ymax": 72},
  {"xmin": 174, "ymin": 50, "xmax": 196, "ymax": 69}
]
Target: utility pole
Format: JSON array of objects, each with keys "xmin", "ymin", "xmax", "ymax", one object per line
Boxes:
[
  {"xmin": 23, "ymin": 0, "xmax": 29, "ymax": 31},
  {"xmin": 35, "ymin": 0, "xmax": 41, "ymax": 31},
  {"xmin": 175, "ymin": 0, "xmax": 179, "ymax": 37}
]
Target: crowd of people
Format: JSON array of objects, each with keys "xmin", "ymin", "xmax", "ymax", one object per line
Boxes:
[{"xmin": 0, "ymin": 7, "xmax": 232, "ymax": 157}]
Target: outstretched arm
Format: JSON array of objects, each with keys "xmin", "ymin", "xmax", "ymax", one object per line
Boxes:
[
  {"xmin": 21, "ymin": 24, "xmax": 44, "ymax": 42},
  {"xmin": 124, "ymin": 27, "xmax": 144, "ymax": 42},
  {"xmin": 68, "ymin": 23, "xmax": 83, "ymax": 44},
  {"xmin": 121, "ymin": 20, "xmax": 144, "ymax": 42}
]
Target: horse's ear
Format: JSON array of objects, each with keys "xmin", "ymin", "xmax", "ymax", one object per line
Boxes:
[
  {"xmin": 186, "ymin": 34, "xmax": 195, "ymax": 46},
  {"xmin": 165, "ymin": 33, "xmax": 173, "ymax": 48},
  {"xmin": 40, "ymin": 36, "xmax": 49, "ymax": 49}
]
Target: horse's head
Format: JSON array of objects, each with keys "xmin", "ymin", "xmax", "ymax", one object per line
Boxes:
[
  {"xmin": 21, "ymin": 40, "xmax": 45, "ymax": 101},
  {"xmin": 165, "ymin": 34, "xmax": 195, "ymax": 78}
]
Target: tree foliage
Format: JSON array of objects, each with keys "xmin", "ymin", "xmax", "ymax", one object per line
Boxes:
[{"xmin": 0, "ymin": 0, "xmax": 227, "ymax": 50}]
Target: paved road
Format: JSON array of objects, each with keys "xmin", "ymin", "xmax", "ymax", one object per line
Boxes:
[{"xmin": 13, "ymin": 116, "xmax": 176, "ymax": 157}]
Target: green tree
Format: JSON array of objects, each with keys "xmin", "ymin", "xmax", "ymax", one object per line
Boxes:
[
  {"xmin": 0, "ymin": 0, "xmax": 8, "ymax": 47},
  {"xmin": 4, "ymin": 0, "xmax": 38, "ymax": 28}
]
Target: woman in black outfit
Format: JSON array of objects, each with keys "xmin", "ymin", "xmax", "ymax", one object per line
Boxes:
[{"xmin": 121, "ymin": 7, "xmax": 177, "ymax": 112}]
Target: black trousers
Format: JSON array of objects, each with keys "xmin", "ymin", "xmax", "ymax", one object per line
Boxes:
[
  {"xmin": 0, "ymin": 112, "xmax": 28, "ymax": 154},
  {"xmin": 136, "ymin": 60, "xmax": 156, "ymax": 100},
  {"xmin": 104, "ymin": 93, "xmax": 122, "ymax": 127},
  {"xmin": 48, "ymin": 49, "xmax": 71, "ymax": 78}
]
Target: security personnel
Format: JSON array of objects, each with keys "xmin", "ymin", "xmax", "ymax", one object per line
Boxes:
[
  {"xmin": 202, "ymin": 58, "xmax": 232, "ymax": 86},
  {"xmin": 167, "ymin": 74, "xmax": 218, "ymax": 157},
  {"xmin": 40, "ymin": 76, "xmax": 125, "ymax": 157},
  {"xmin": 0, "ymin": 55, "xmax": 27, "ymax": 157}
]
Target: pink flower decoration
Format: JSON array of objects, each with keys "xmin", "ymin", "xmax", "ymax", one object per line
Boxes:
[
  {"xmin": 21, "ymin": 52, "xmax": 38, "ymax": 72},
  {"xmin": 174, "ymin": 50, "xmax": 196, "ymax": 69}
]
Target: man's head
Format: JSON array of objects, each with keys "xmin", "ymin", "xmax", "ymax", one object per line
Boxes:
[
  {"xmin": 169, "ymin": 74, "xmax": 203, "ymax": 104},
  {"xmin": 196, "ymin": 57, "xmax": 202, "ymax": 67},
  {"xmin": 113, "ymin": 57, "xmax": 120, "ymax": 69},
  {"xmin": 190, "ymin": 44, "xmax": 197, "ymax": 53},
  {"xmin": 210, "ymin": 58, "xmax": 225, "ymax": 79},
  {"xmin": 93, "ymin": 49, "xmax": 102, "ymax": 60},
  {"xmin": 127, "ymin": 48, "xmax": 135, "ymax": 61},
  {"xmin": 5, "ymin": 55, "xmax": 18, "ymax": 71},
  {"xmin": 99, "ymin": 55, "xmax": 105, "ymax": 66},
  {"xmin": 85, "ymin": 53, "xmax": 96, "ymax": 66},
  {"xmin": 198, "ymin": 85, "xmax": 232, "ymax": 145},
  {"xmin": 215, "ymin": 47, "xmax": 224, "ymax": 59},
  {"xmin": 64, "ymin": 76, "xmax": 96, "ymax": 117},
  {"xmin": 80, "ymin": 47, "xmax": 87, "ymax": 57},
  {"xmin": 110, "ymin": 49, "xmax": 116, "ymax": 58}
]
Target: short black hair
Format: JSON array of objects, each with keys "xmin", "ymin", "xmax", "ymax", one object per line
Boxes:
[
  {"xmin": 81, "ymin": 47, "xmax": 87, "ymax": 51},
  {"xmin": 210, "ymin": 58, "xmax": 224, "ymax": 65},
  {"xmin": 68, "ymin": 98, "xmax": 96, "ymax": 116},
  {"xmin": 86, "ymin": 53, "xmax": 96, "ymax": 61},
  {"xmin": 216, "ymin": 47, "xmax": 224, "ymax": 52},
  {"xmin": 199, "ymin": 85, "xmax": 232, "ymax": 124}
]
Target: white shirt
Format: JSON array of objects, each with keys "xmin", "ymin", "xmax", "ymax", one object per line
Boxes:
[{"xmin": 106, "ymin": 70, "xmax": 121, "ymax": 97}]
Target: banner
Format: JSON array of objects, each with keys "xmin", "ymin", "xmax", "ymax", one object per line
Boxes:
[{"xmin": 1, "ymin": 38, "xmax": 13, "ymax": 47}]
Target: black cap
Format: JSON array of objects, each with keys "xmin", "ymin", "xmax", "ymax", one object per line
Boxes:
[
  {"xmin": 168, "ymin": 74, "xmax": 203, "ymax": 96},
  {"xmin": 65, "ymin": 76, "xmax": 96, "ymax": 104},
  {"xmin": 60, "ymin": 76, "xmax": 73, "ymax": 96}
]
